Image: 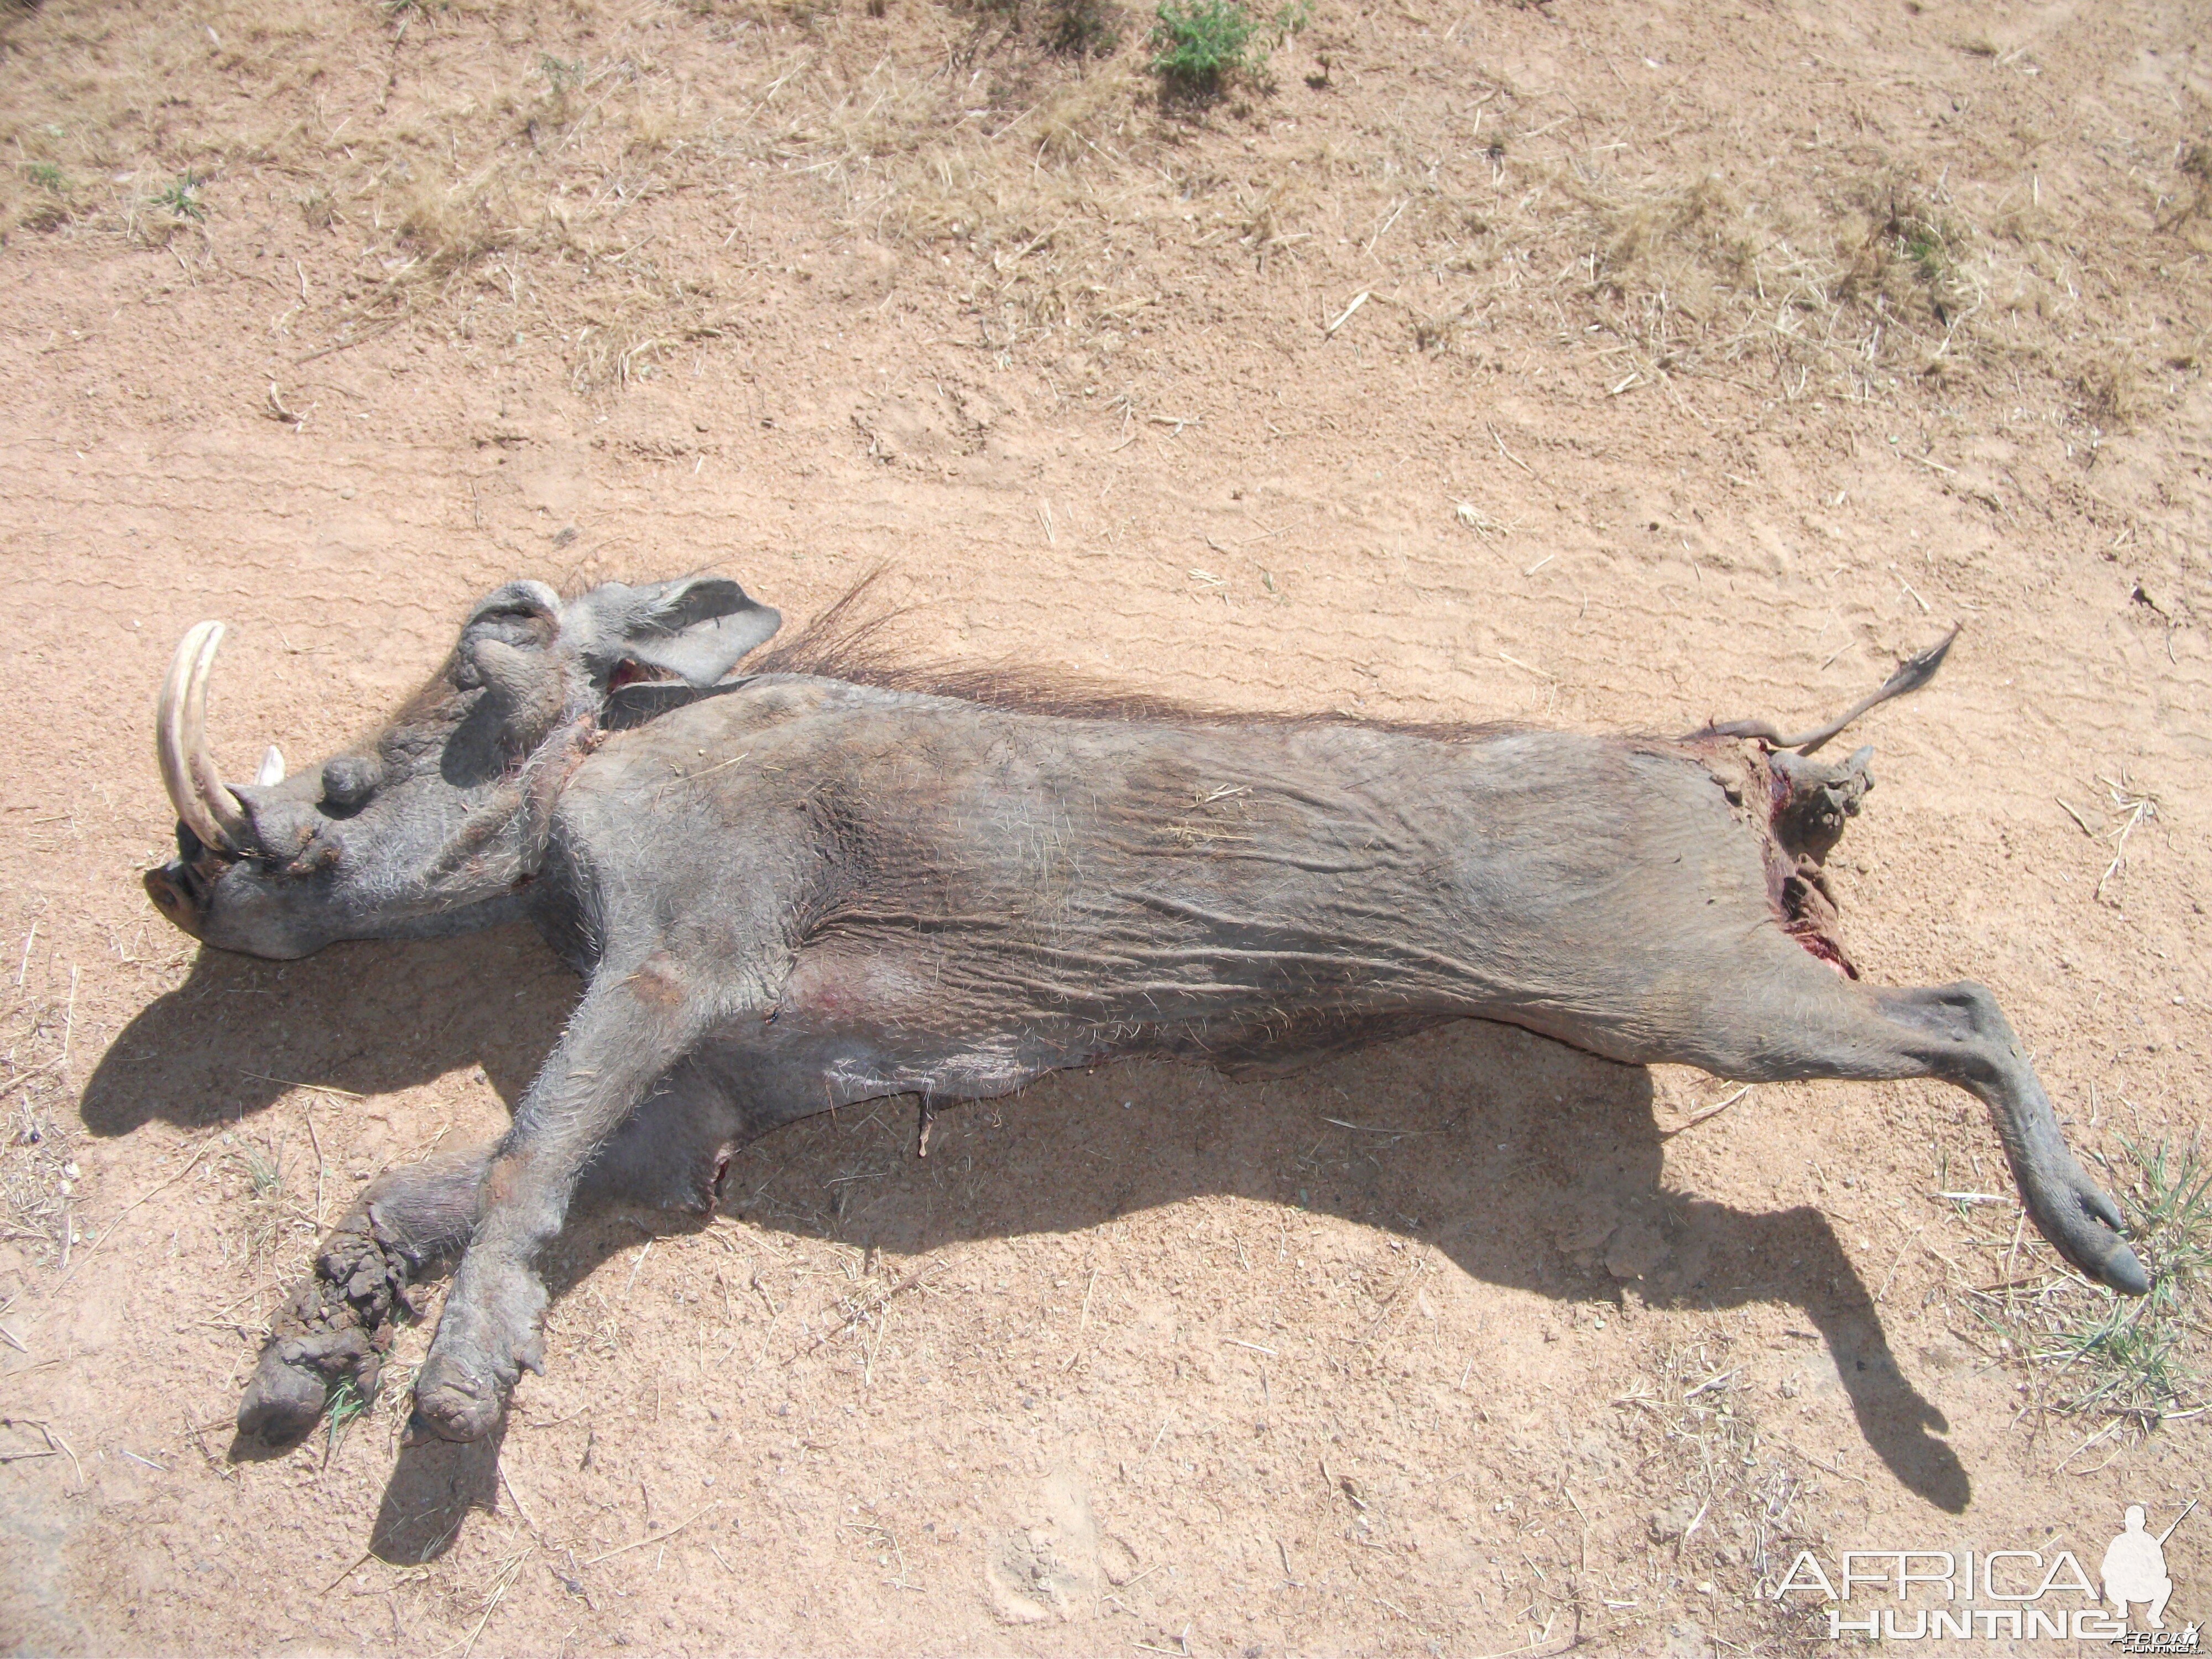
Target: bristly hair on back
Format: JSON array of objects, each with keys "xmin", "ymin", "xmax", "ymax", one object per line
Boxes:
[{"xmin": 748, "ymin": 568, "xmax": 1517, "ymax": 740}]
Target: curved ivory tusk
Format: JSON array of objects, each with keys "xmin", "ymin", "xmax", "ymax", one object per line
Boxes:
[
  {"xmin": 158, "ymin": 623, "xmax": 228, "ymax": 850},
  {"xmin": 182, "ymin": 625, "xmax": 253, "ymax": 849},
  {"xmin": 155, "ymin": 622, "xmax": 251, "ymax": 852},
  {"xmin": 256, "ymin": 744, "xmax": 287, "ymax": 786}
]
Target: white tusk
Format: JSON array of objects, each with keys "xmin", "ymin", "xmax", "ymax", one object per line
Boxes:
[
  {"xmin": 154, "ymin": 622, "xmax": 251, "ymax": 852},
  {"xmin": 181, "ymin": 624, "xmax": 252, "ymax": 848},
  {"xmin": 158, "ymin": 623, "xmax": 231, "ymax": 851},
  {"xmin": 256, "ymin": 744, "xmax": 287, "ymax": 786}
]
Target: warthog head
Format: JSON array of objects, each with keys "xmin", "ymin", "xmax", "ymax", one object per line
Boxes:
[{"xmin": 144, "ymin": 576, "xmax": 781, "ymax": 959}]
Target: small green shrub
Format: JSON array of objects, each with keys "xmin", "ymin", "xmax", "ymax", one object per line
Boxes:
[{"xmin": 1149, "ymin": 0, "xmax": 1301, "ymax": 95}]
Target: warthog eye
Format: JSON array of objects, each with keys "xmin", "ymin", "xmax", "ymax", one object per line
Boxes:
[{"xmin": 321, "ymin": 754, "xmax": 383, "ymax": 811}]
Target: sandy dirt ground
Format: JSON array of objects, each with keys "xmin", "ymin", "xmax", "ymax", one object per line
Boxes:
[{"xmin": 0, "ymin": 0, "xmax": 2207, "ymax": 1651}]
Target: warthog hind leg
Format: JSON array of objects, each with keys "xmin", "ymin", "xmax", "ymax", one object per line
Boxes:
[{"xmin": 1655, "ymin": 943, "xmax": 2147, "ymax": 1296}]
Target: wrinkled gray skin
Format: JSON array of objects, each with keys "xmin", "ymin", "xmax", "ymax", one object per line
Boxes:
[{"xmin": 140, "ymin": 576, "xmax": 2148, "ymax": 1451}]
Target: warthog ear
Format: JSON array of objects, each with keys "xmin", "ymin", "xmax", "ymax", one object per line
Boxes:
[{"xmin": 571, "ymin": 576, "xmax": 782, "ymax": 688}]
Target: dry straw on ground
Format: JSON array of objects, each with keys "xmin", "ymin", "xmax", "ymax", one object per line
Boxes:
[{"xmin": 6, "ymin": 0, "xmax": 2200, "ymax": 411}]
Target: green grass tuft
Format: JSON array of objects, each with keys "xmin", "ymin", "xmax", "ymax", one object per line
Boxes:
[
  {"xmin": 242, "ymin": 1146, "xmax": 281, "ymax": 1199},
  {"xmin": 2045, "ymin": 1136, "xmax": 2212, "ymax": 1417},
  {"xmin": 1960, "ymin": 1135, "xmax": 2208, "ymax": 1447},
  {"xmin": 324, "ymin": 1377, "xmax": 372, "ymax": 1464},
  {"xmin": 154, "ymin": 171, "xmax": 207, "ymax": 221}
]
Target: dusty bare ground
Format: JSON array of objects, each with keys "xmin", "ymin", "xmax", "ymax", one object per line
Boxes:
[{"xmin": 1, "ymin": 0, "xmax": 2207, "ymax": 1651}]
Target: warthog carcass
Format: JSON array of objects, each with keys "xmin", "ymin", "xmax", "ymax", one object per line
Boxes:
[{"xmin": 138, "ymin": 575, "xmax": 2147, "ymax": 1449}]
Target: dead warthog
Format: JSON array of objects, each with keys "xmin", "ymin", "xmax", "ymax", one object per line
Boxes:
[{"xmin": 139, "ymin": 575, "xmax": 2146, "ymax": 1449}]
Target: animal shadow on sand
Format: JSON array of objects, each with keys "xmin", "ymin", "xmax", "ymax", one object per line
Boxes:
[{"xmin": 81, "ymin": 925, "xmax": 1969, "ymax": 1562}]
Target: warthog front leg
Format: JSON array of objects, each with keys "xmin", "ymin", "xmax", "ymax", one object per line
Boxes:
[
  {"xmin": 237, "ymin": 1149, "xmax": 488, "ymax": 1444},
  {"xmin": 238, "ymin": 1068, "xmax": 741, "ymax": 1444},
  {"xmin": 410, "ymin": 954, "xmax": 726, "ymax": 1442}
]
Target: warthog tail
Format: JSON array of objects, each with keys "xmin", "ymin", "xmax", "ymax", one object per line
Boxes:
[{"xmin": 1691, "ymin": 624, "xmax": 1960, "ymax": 755}]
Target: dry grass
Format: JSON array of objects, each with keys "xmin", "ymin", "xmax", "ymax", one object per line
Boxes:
[
  {"xmin": 0, "ymin": 2, "xmax": 760, "ymax": 380},
  {"xmin": 1421, "ymin": 138, "xmax": 2004, "ymax": 400},
  {"xmin": 2073, "ymin": 354, "xmax": 2139, "ymax": 429},
  {"xmin": 2161, "ymin": 139, "xmax": 2212, "ymax": 251},
  {"xmin": 1603, "ymin": 1338, "xmax": 1829, "ymax": 1650},
  {"xmin": 1618, "ymin": 1342, "xmax": 1812, "ymax": 1585},
  {"xmin": 225, "ymin": 1125, "xmax": 305, "ymax": 1272},
  {"xmin": 0, "ymin": 943, "xmax": 81, "ymax": 1286},
  {"xmin": 1, "ymin": 0, "xmax": 2182, "ymax": 414}
]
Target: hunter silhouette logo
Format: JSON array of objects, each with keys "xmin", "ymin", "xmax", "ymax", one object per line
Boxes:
[
  {"xmin": 1773, "ymin": 1496, "xmax": 2198, "ymax": 1644},
  {"xmin": 2104, "ymin": 1501, "xmax": 2193, "ymax": 1632}
]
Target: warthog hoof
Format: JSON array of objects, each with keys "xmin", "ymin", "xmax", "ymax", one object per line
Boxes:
[
  {"xmin": 235, "ymin": 1219, "xmax": 414, "ymax": 1444},
  {"xmin": 407, "ymin": 1350, "xmax": 507, "ymax": 1443},
  {"xmin": 237, "ymin": 1326, "xmax": 378, "ymax": 1444},
  {"xmin": 2097, "ymin": 1241, "xmax": 2151, "ymax": 1298},
  {"xmin": 2043, "ymin": 1166, "xmax": 2150, "ymax": 1297},
  {"xmin": 408, "ymin": 1255, "xmax": 547, "ymax": 1442}
]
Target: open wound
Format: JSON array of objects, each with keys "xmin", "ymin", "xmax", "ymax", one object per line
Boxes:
[{"xmin": 1761, "ymin": 745, "xmax": 1874, "ymax": 978}]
